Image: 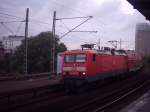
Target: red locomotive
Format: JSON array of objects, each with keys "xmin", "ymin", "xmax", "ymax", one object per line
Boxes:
[{"xmin": 58, "ymin": 44, "xmax": 143, "ymax": 87}]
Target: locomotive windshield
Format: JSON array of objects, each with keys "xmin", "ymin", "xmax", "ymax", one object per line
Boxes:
[
  {"xmin": 65, "ymin": 54, "xmax": 75, "ymax": 62},
  {"xmin": 76, "ymin": 54, "xmax": 86, "ymax": 62},
  {"xmin": 64, "ymin": 54, "xmax": 86, "ymax": 62}
]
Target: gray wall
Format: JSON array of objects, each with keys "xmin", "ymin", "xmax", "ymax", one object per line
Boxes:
[{"xmin": 135, "ymin": 23, "xmax": 150, "ymax": 57}]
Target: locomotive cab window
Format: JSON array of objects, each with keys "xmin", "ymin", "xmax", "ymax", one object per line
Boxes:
[
  {"xmin": 93, "ymin": 54, "xmax": 96, "ymax": 62},
  {"xmin": 64, "ymin": 55, "xmax": 75, "ymax": 62},
  {"xmin": 64, "ymin": 54, "xmax": 86, "ymax": 62},
  {"xmin": 76, "ymin": 54, "xmax": 86, "ymax": 62}
]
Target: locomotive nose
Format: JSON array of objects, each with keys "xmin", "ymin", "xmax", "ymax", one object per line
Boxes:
[{"xmin": 63, "ymin": 66, "xmax": 86, "ymax": 75}]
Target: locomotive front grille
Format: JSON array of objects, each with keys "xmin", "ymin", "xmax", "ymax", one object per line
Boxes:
[
  {"xmin": 76, "ymin": 67, "xmax": 86, "ymax": 71},
  {"xmin": 63, "ymin": 66, "xmax": 86, "ymax": 72},
  {"xmin": 63, "ymin": 67, "xmax": 72, "ymax": 71}
]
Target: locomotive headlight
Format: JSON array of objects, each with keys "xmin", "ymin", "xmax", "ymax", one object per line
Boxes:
[{"xmin": 82, "ymin": 72, "xmax": 86, "ymax": 75}]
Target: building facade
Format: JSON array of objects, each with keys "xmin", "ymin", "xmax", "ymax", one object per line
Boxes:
[
  {"xmin": 0, "ymin": 41, "xmax": 5, "ymax": 60},
  {"xmin": 135, "ymin": 23, "xmax": 150, "ymax": 57}
]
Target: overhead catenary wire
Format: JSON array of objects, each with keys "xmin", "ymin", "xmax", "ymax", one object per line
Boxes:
[
  {"xmin": 30, "ymin": 21, "xmax": 66, "ymax": 33},
  {"xmin": 60, "ymin": 20, "xmax": 70, "ymax": 31},
  {"xmin": 56, "ymin": 16, "xmax": 93, "ymax": 20},
  {"xmin": 25, "ymin": 0, "xmax": 106, "ymax": 31},
  {"xmin": 0, "ymin": 9, "xmax": 101, "ymax": 36},
  {"xmin": 30, "ymin": 19, "xmax": 66, "ymax": 30},
  {"xmin": 0, "ymin": 0, "xmax": 107, "ymax": 30},
  {"xmin": 48, "ymin": 0, "xmax": 107, "ymax": 26},
  {"xmin": 0, "ymin": 13, "xmax": 51, "ymax": 27},
  {"xmin": 0, "ymin": 5, "xmax": 104, "ymax": 41},
  {"xmin": 0, "ymin": 20, "xmax": 25, "ymax": 36},
  {"xmin": 30, "ymin": 21, "xmax": 51, "ymax": 30},
  {"xmin": 59, "ymin": 16, "xmax": 93, "ymax": 39},
  {"xmin": 0, "ymin": 12, "xmax": 24, "ymax": 19},
  {"xmin": 0, "ymin": 16, "xmax": 22, "ymax": 20},
  {"xmin": 0, "ymin": 22, "xmax": 14, "ymax": 35},
  {"xmin": 0, "ymin": 11, "xmax": 62, "ymax": 36},
  {"xmin": 0, "ymin": 11, "xmax": 54, "ymax": 27},
  {"xmin": 49, "ymin": 0, "xmax": 87, "ymax": 16},
  {"xmin": 30, "ymin": 19, "xmax": 52, "ymax": 26},
  {"xmin": 46, "ymin": 0, "xmax": 106, "ymax": 38},
  {"xmin": 15, "ymin": 20, "xmax": 24, "ymax": 36},
  {"xmin": 0, "ymin": 20, "xmax": 25, "ymax": 23},
  {"xmin": 72, "ymin": 31, "xmax": 98, "ymax": 33}
]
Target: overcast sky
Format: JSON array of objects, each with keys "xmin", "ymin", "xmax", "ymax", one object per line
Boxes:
[{"xmin": 0, "ymin": 0, "xmax": 149, "ymax": 50}]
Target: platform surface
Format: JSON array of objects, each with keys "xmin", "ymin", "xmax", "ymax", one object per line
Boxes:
[
  {"xmin": 120, "ymin": 90, "xmax": 150, "ymax": 112},
  {"xmin": 0, "ymin": 77, "xmax": 60, "ymax": 94}
]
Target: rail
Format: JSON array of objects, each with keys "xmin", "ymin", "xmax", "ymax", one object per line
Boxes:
[
  {"xmin": 0, "ymin": 72, "xmax": 55, "ymax": 81},
  {"xmin": 0, "ymin": 82, "xmax": 62, "ymax": 111},
  {"xmin": 66, "ymin": 72, "xmax": 150, "ymax": 112},
  {"xmin": 93, "ymin": 79, "xmax": 150, "ymax": 112}
]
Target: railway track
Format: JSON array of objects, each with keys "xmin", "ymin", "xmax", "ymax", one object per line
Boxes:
[
  {"xmin": 0, "ymin": 72, "xmax": 53, "ymax": 81},
  {"xmin": 67, "ymin": 71, "xmax": 150, "ymax": 112},
  {"xmin": 1, "ymin": 69, "xmax": 149, "ymax": 112},
  {"xmin": 93, "ymin": 80, "xmax": 150, "ymax": 112},
  {"xmin": 7, "ymin": 91, "xmax": 66, "ymax": 112},
  {"xmin": 67, "ymin": 74, "xmax": 150, "ymax": 112},
  {"xmin": 0, "ymin": 83, "xmax": 64, "ymax": 112},
  {"xmin": 48, "ymin": 70, "xmax": 149, "ymax": 112}
]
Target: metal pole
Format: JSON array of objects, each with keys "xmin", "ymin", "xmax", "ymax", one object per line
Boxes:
[
  {"xmin": 50, "ymin": 11, "xmax": 56, "ymax": 75},
  {"xmin": 49, "ymin": 12, "xmax": 93, "ymax": 76},
  {"xmin": 120, "ymin": 39, "xmax": 122, "ymax": 49},
  {"xmin": 98, "ymin": 38, "xmax": 100, "ymax": 50},
  {"xmin": 24, "ymin": 8, "xmax": 29, "ymax": 75}
]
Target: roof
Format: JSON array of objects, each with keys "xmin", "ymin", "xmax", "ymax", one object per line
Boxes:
[
  {"xmin": 127, "ymin": 0, "xmax": 150, "ymax": 20},
  {"xmin": 63, "ymin": 49, "xmax": 97, "ymax": 54},
  {"xmin": 63, "ymin": 49, "xmax": 127, "ymax": 56}
]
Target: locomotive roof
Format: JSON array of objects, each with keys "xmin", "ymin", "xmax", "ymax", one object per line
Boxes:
[
  {"xmin": 63, "ymin": 49, "xmax": 97, "ymax": 54},
  {"xmin": 63, "ymin": 49, "xmax": 127, "ymax": 56}
]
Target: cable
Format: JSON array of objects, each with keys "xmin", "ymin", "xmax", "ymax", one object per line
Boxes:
[
  {"xmin": 30, "ymin": 19, "xmax": 66, "ymax": 30},
  {"xmin": 0, "ymin": 16, "xmax": 22, "ymax": 20},
  {"xmin": 0, "ymin": 22, "xmax": 14, "ymax": 35},
  {"xmin": 0, "ymin": 20, "xmax": 24, "ymax": 23},
  {"xmin": 59, "ymin": 17, "xmax": 92, "ymax": 39},
  {"xmin": 49, "ymin": 0, "xmax": 106, "ymax": 27},
  {"xmin": 56, "ymin": 16, "xmax": 92, "ymax": 20},
  {"xmin": 49, "ymin": 0, "xmax": 86, "ymax": 16},
  {"xmin": 0, "ymin": 12, "xmax": 24, "ymax": 19},
  {"xmin": 30, "ymin": 21, "xmax": 51, "ymax": 31},
  {"xmin": 15, "ymin": 21, "xmax": 23, "ymax": 35},
  {"xmin": 30, "ymin": 19, "xmax": 52, "ymax": 26},
  {"xmin": 60, "ymin": 20, "xmax": 70, "ymax": 31}
]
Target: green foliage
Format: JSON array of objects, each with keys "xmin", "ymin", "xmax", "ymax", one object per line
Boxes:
[
  {"xmin": 0, "ymin": 53, "xmax": 13, "ymax": 74},
  {"xmin": 8, "ymin": 31, "xmax": 67, "ymax": 74},
  {"xmin": 142, "ymin": 56, "xmax": 150, "ymax": 67}
]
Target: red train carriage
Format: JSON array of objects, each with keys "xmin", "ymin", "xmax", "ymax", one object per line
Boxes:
[
  {"xmin": 61, "ymin": 49, "xmax": 129, "ymax": 86},
  {"xmin": 57, "ymin": 45, "xmax": 143, "ymax": 87},
  {"xmin": 127, "ymin": 51, "xmax": 143, "ymax": 72}
]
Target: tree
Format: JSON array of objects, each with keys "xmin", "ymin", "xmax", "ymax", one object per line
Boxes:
[
  {"xmin": 10, "ymin": 31, "xmax": 67, "ymax": 74},
  {"xmin": 143, "ymin": 56, "xmax": 150, "ymax": 68}
]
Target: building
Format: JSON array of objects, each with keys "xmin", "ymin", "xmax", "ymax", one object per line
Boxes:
[
  {"xmin": 0, "ymin": 41, "xmax": 5, "ymax": 60},
  {"xmin": 0, "ymin": 41, "xmax": 13, "ymax": 61},
  {"xmin": 135, "ymin": 23, "xmax": 150, "ymax": 57}
]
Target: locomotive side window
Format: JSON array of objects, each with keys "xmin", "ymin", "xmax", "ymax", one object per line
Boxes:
[
  {"xmin": 76, "ymin": 54, "xmax": 86, "ymax": 62},
  {"xmin": 93, "ymin": 54, "xmax": 96, "ymax": 62},
  {"xmin": 64, "ymin": 54, "xmax": 86, "ymax": 62},
  {"xmin": 64, "ymin": 55, "xmax": 75, "ymax": 62}
]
